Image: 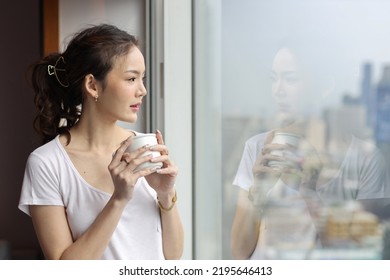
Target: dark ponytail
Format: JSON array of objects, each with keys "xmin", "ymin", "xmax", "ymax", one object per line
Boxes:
[
  {"xmin": 30, "ymin": 24, "xmax": 138, "ymax": 144},
  {"xmin": 31, "ymin": 53, "xmax": 80, "ymax": 144}
]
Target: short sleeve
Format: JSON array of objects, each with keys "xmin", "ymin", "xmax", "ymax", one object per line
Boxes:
[
  {"xmin": 232, "ymin": 134, "xmax": 267, "ymax": 191},
  {"xmin": 18, "ymin": 152, "xmax": 64, "ymax": 216},
  {"xmin": 357, "ymin": 148, "xmax": 390, "ymax": 200}
]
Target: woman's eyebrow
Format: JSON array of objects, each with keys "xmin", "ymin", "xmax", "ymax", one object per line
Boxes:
[
  {"xmin": 270, "ymin": 70, "xmax": 298, "ymax": 76},
  {"xmin": 281, "ymin": 70, "xmax": 298, "ymax": 76},
  {"xmin": 124, "ymin": 69, "xmax": 140, "ymax": 74},
  {"xmin": 124, "ymin": 69, "xmax": 146, "ymax": 76}
]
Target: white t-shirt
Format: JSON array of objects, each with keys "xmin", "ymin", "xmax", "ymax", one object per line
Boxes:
[
  {"xmin": 18, "ymin": 135, "xmax": 164, "ymax": 260},
  {"xmin": 233, "ymin": 132, "xmax": 390, "ymax": 259}
]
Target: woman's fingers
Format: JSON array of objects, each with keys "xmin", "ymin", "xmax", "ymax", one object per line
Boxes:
[
  {"xmin": 115, "ymin": 138, "xmax": 132, "ymax": 158},
  {"xmin": 110, "ymin": 137, "xmax": 153, "ymax": 173},
  {"xmin": 155, "ymin": 129, "xmax": 170, "ymax": 156},
  {"xmin": 114, "ymin": 130, "xmax": 174, "ymax": 177},
  {"xmin": 109, "ymin": 138, "xmax": 132, "ymax": 170},
  {"xmin": 156, "ymin": 129, "xmax": 164, "ymax": 144}
]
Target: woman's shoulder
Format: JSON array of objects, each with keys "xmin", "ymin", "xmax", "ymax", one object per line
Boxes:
[
  {"xmin": 349, "ymin": 136, "xmax": 384, "ymax": 159},
  {"xmin": 239, "ymin": 131, "xmax": 270, "ymax": 157},
  {"xmin": 25, "ymin": 136, "xmax": 64, "ymax": 172},
  {"xmin": 245, "ymin": 131, "xmax": 269, "ymax": 146},
  {"xmin": 30, "ymin": 136, "xmax": 61, "ymax": 158}
]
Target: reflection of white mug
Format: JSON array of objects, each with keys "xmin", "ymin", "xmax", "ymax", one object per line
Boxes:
[
  {"xmin": 126, "ymin": 133, "xmax": 163, "ymax": 172},
  {"xmin": 268, "ymin": 132, "xmax": 300, "ymax": 168}
]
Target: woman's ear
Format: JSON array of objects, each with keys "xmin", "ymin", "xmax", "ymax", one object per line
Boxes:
[{"xmin": 83, "ymin": 74, "xmax": 99, "ymax": 100}]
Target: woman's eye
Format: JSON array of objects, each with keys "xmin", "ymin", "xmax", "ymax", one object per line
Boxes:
[
  {"xmin": 270, "ymin": 75, "xmax": 277, "ymax": 83},
  {"xmin": 127, "ymin": 77, "xmax": 136, "ymax": 82},
  {"xmin": 285, "ymin": 75, "xmax": 300, "ymax": 84}
]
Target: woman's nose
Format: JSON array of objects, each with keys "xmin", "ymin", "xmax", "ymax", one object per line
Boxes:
[
  {"xmin": 137, "ymin": 81, "xmax": 147, "ymax": 97},
  {"xmin": 272, "ymin": 79, "xmax": 286, "ymax": 98}
]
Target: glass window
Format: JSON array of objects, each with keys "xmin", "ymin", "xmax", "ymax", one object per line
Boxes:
[{"xmin": 194, "ymin": 0, "xmax": 390, "ymax": 259}]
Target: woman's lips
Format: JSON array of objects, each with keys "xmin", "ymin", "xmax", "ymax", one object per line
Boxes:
[{"xmin": 130, "ymin": 103, "xmax": 141, "ymax": 111}]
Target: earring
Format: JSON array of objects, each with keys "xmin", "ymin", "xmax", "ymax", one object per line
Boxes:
[{"xmin": 94, "ymin": 95, "xmax": 98, "ymax": 102}]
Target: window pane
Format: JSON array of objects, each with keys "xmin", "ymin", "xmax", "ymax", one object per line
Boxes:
[{"xmin": 195, "ymin": 0, "xmax": 390, "ymax": 259}]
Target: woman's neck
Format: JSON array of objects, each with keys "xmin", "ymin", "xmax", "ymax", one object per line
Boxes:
[{"xmin": 66, "ymin": 116, "xmax": 130, "ymax": 153}]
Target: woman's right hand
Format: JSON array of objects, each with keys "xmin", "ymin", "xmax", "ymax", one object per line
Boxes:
[
  {"xmin": 254, "ymin": 131, "xmax": 323, "ymax": 197},
  {"xmin": 250, "ymin": 130, "xmax": 304, "ymax": 206},
  {"xmin": 252, "ymin": 130, "xmax": 286, "ymax": 180},
  {"xmin": 250, "ymin": 131, "xmax": 283, "ymax": 208},
  {"xmin": 108, "ymin": 137, "xmax": 158, "ymax": 202}
]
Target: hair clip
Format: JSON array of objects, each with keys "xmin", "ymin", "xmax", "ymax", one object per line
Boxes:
[{"xmin": 47, "ymin": 56, "xmax": 69, "ymax": 88}]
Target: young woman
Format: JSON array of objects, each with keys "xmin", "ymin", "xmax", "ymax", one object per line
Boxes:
[{"xmin": 18, "ymin": 24, "xmax": 184, "ymax": 260}]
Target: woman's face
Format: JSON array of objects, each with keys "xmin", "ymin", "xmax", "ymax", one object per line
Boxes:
[
  {"xmin": 270, "ymin": 47, "xmax": 313, "ymax": 120},
  {"xmin": 97, "ymin": 46, "xmax": 147, "ymax": 123}
]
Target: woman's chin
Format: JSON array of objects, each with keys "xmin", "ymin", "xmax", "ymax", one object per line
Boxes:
[{"xmin": 119, "ymin": 115, "xmax": 137, "ymax": 124}]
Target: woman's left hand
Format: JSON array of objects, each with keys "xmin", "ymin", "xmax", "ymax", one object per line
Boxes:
[{"xmin": 145, "ymin": 130, "xmax": 178, "ymax": 196}]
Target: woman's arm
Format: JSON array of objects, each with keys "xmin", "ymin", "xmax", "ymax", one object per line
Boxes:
[
  {"xmin": 231, "ymin": 188, "xmax": 261, "ymax": 260},
  {"xmin": 144, "ymin": 130, "xmax": 184, "ymax": 259},
  {"xmin": 157, "ymin": 189, "xmax": 184, "ymax": 259},
  {"xmin": 30, "ymin": 194, "xmax": 128, "ymax": 260}
]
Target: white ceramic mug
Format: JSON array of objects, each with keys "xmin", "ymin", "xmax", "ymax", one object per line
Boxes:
[
  {"xmin": 268, "ymin": 132, "xmax": 300, "ymax": 168},
  {"xmin": 125, "ymin": 133, "xmax": 163, "ymax": 172}
]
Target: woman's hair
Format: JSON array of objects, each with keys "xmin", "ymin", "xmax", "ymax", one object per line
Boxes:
[{"xmin": 30, "ymin": 24, "xmax": 139, "ymax": 144}]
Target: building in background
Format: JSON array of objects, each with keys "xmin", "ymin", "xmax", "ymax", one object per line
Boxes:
[{"xmin": 374, "ymin": 65, "xmax": 390, "ymax": 167}]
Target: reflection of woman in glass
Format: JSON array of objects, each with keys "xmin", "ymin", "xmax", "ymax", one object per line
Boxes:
[{"xmin": 231, "ymin": 42, "xmax": 390, "ymax": 259}]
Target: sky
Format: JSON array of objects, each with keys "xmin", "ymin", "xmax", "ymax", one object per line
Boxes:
[{"xmin": 221, "ymin": 0, "xmax": 390, "ymax": 117}]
